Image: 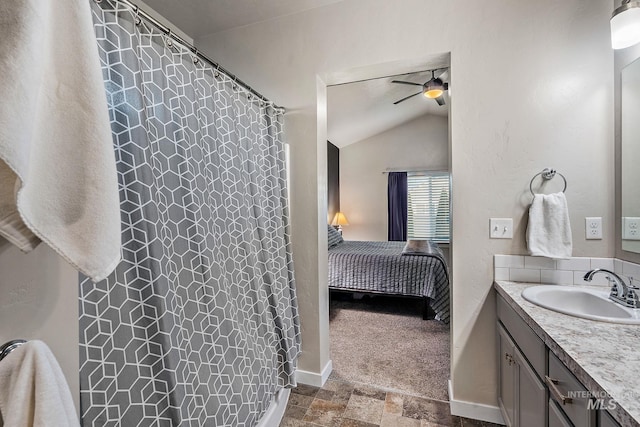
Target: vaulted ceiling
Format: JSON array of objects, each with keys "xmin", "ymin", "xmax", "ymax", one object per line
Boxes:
[{"xmin": 328, "ymin": 70, "xmax": 449, "ymax": 148}]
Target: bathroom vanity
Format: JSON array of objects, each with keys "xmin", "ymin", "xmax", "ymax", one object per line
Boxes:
[{"xmin": 495, "ymin": 281, "xmax": 640, "ymax": 427}]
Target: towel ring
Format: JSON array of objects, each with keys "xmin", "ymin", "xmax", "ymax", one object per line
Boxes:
[
  {"xmin": 529, "ymin": 168, "xmax": 567, "ymax": 196},
  {"xmin": 0, "ymin": 339, "xmax": 26, "ymax": 362}
]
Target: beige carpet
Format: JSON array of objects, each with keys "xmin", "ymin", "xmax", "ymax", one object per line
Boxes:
[{"xmin": 329, "ymin": 293, "xmax": 450, "ymax": 401}]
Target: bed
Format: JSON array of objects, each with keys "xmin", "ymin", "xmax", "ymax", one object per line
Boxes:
[{"xmin": 327, "ymin": 226, "xmax": 450, "ymax": 323}]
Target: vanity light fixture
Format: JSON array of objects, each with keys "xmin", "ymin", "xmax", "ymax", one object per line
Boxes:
[{"xmin": 611, "ymin": 0, "xmax": 640, "ymax": 49}]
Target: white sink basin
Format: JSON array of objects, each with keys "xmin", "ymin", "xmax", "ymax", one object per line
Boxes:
[{"xmin": 521, "ymin": 285, "xmax": 640, "ymax": 324}]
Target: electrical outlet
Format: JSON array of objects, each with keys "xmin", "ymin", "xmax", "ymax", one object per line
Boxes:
[
  {"xmin": 623, "ymin": 217, "xmax": 640, "ymax": 240},
  {"xmin": 585, "ymin": 217, "xmax": 602, "ymax": 240},
  {"xmin": 490, "ymin": 218, "xmax": 513, "ymax": 239}
]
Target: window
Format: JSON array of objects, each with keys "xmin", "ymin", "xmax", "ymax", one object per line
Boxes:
[{"xmin": 407, "ymin": 172, "xmax": 451, "ymax": 243}]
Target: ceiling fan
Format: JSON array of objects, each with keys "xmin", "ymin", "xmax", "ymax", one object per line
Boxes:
[{"xmin": 391, "ymin": 69, "xmax": 449, "ymax": 106}]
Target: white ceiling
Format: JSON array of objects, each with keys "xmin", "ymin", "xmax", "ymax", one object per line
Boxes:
[
  {"xmin": 141, "ymin": 0, "xmax": 344, "ymax": 38},
  {"xmin": 327, "ymin": 70, "xmax": 449, "ymax": 148}
]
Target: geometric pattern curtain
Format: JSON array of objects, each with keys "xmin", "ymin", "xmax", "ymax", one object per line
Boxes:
[{"xmin": 79, "ymin": 1, "xmax": 300, "ymax": 425}]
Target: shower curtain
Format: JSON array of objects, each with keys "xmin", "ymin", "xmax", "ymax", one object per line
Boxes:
[{"xmin": 79, "ymin": 1, "xmax": 300, "ymax": 425}]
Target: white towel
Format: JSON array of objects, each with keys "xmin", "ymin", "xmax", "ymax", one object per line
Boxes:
[
  {"xmin": 526, "ymin": 192, "xmax": 573, "ymax": 259},
  {"xmin": 0, "ymin": 0, "xmax": 121, "ymax": 281},
  {"xmin": 0, "ymin": 341, "xmax": 79, "ymax": 427}
]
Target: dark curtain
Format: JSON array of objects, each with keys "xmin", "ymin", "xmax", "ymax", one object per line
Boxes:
[{"xmin": 387, "ymin": 172, "xmax": 407, "ymax": 241}]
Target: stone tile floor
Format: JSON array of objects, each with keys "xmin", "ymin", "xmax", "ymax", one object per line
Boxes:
[{"xmin": 280, "ymin": 381, "xmax": 503, "ymax": 427}]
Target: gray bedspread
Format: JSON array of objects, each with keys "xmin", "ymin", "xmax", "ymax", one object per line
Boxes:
[{"xmin": 328, "ymin": 240, "xmax": 450, "ymax": 323}]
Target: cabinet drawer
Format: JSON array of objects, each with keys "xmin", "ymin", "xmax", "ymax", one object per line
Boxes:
[
  {"xmin": 547, "ymin": 352, "xmax": 595, "ymax": 427},
  {"xmin": 497, "ymin": 294, "xmax": 545, "ymax": 378}
]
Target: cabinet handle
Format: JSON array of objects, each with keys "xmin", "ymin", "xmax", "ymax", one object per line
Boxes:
[
  {"xmin": 505, "ymin": 352, "xmax": 514, "ymax": 365},
  {"xmin": 545, "ymin": 376, "xmax": 573, "ymax": 405}
]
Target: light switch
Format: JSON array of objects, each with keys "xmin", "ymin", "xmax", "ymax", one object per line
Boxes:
[{"xmin": 490, "ymin": 218, "xmax": 513, "ymax": 239}]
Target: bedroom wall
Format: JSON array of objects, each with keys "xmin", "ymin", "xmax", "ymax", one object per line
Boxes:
[
  {"xmin": 196, "ymin": 0, "xmax": 614, "ymax": 415},
  {"xmin": 339, "ymin": 114, "xmax": 448, "ymax": 242}
]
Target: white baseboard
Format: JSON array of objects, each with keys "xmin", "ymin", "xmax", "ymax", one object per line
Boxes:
[
  {"xmin": 448, "ymin": 380, "xmax": 505, "ymax": 424},
  {"xmin": 295, "ymin": 359, "xmax": 333, "ymax": 387}
]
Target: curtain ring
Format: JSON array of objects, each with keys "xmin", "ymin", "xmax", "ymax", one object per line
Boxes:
[
  {"xmin": 165, "ymin": 29, "xmax": 173, "ymax": 47},
  {"xmin": 192, "ymin": 48, "xmax": 199, "ymax": 64},
  {"xmin": 134, "ymin": 7, "xmax": 142, "ymax": 26}
]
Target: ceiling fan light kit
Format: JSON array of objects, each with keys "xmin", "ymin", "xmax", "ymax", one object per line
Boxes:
[
  {"xmin": 423, "ymin": 79, "xmax": 445, "ymax": 99},
  {"xmin": 391, "ymin": 68, "xmax": 449, "ymax": 106},
  {"xmin": 611, "ymin": 0, "xmax": 640, "ymax": 49}
]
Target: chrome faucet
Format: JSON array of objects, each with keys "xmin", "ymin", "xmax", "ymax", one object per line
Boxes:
[{"xmin": 583, "ymin": 269, "xmax": 640, "ymax": 308}]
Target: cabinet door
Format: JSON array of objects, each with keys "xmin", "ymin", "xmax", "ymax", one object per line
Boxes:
[
  {"xmin": 513, "ymin": 345, "xmax": 546, "ymax": 426},
  {"xmin": 498, "ymin": 324, "xmax": 516, "ymax": 427},
  {"xmin": 600, "ymin": 410, "xmax": 622, "ymax": 427},
  {"xmin": 549, "ymin": 399, "xmax": 572, "ymax": 427}
]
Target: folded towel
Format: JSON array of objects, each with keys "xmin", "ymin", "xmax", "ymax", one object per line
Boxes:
[
  {"xmin": 0, "ymin": 0, "xmax": 121, "ymax": 281},
  {"xmin": 526, "ymin": 192, "xmax": 572, "ymax": 259},
  {"xmin": 0, "ymin": 341, "xmax": 79, "ymax": 427}
]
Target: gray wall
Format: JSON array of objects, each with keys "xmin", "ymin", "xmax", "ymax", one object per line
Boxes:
[
  {"xmin": 196, "ymin": 0, "xmax": 615, "ymax": 410},
  {"xmin": 0, "ymin": 241, "xmax": 79, "ymax": 410}
]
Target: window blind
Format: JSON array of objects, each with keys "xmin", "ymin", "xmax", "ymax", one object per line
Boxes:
[{"xmin": 407, "ymin": 172, "xmax": 451, "ymax": 243}]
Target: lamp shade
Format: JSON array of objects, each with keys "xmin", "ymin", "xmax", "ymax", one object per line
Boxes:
[
  {"xmin": 611, "ymin": 1, "xmax": 640, "ymax": 49},
  {"xmin": 331, "ymin": 212, "xmax": 349, "ymax": 226}
]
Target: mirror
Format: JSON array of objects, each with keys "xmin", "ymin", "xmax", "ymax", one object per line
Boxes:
[{"xmin": 621, "ymin": 57, "xmax": 640, "ymax": 253}]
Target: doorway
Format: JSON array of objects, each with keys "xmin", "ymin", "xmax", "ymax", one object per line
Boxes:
[{"xmin": 322, "ymin": 58, "xmax": 453, "ymax": 403}]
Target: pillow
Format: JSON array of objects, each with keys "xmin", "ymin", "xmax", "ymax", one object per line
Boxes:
[
  {"xmin": 402, "ymin": 239, "xmax": 431, "ymax": 255},
  {"xmin": 327, "ymin": 224, "xmax": 344, "ymax": 249}
]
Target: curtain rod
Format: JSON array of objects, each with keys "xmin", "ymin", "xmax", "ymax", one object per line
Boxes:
[
  {"xmin": 382, "ymin": 168, "xmax": 448, "ymax": 174},
  {"xmin": 95, "ymin": 0, "xmax": 285, "ymax": 113}
]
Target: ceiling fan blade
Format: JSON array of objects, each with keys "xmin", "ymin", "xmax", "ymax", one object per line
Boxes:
[
  {"xmin": 434, "ymin": 95, "xmax": 446, "ymax": 106},
  {"xmin": 394, "ymin": 91, "xmax": 422, "ymax": 105},
  {"xmin": 436, "ymin": 69, "xmax": 449, "ymax": 81},
  {"xmin": 391, "ymin": 80, "xmax": 423, "ymax": 86}
]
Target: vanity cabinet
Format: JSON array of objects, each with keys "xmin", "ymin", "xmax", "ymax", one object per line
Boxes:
[
  {"xmin": 498, "ymin": 324, "xmax": 546, "ymax": 426},
  {"xmin": 497, "ymin": 293, "xmax": 618, "ymax": 427},
  {"xmin": 496, "ymin": 283, "xmax": 640, "ymax": 427},
  {"xmin": 497, "ymin": 296, "xmax": 546, "ymax": 427}
]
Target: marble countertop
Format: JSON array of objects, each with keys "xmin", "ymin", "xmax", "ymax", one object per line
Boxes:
[{"xmin": 494, "ymin": 281, "xmax": 640, "ymax": 427}]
